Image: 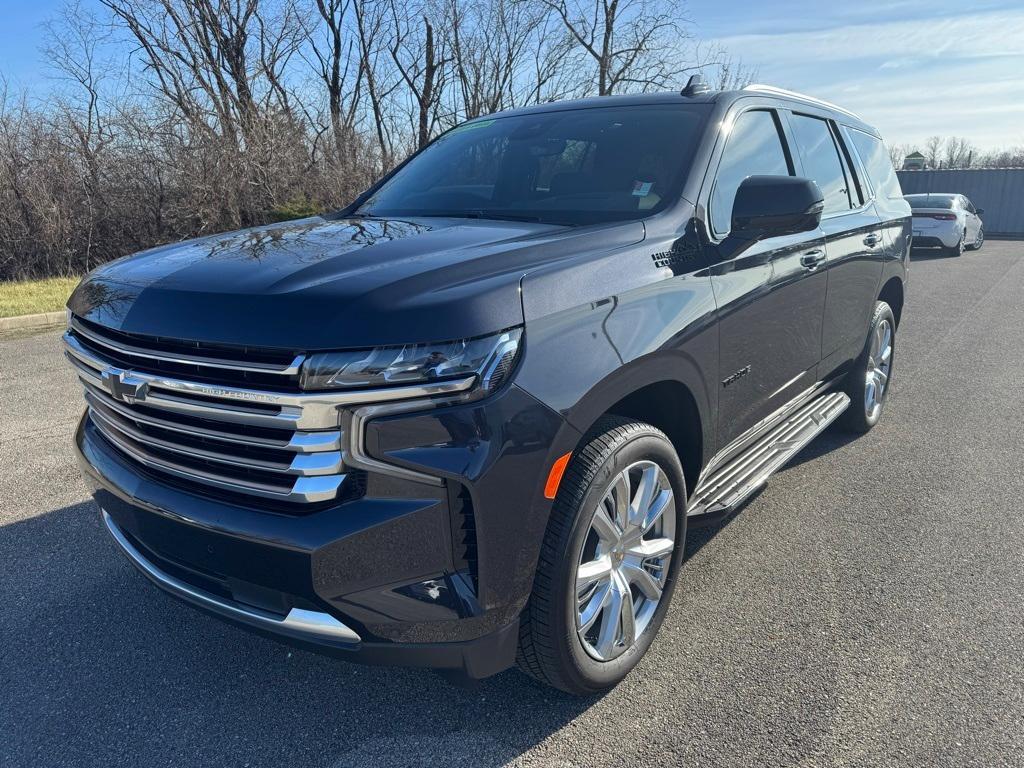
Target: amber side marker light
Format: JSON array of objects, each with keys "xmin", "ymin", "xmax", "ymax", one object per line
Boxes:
[{"xmin": 544, "ymin": 452, "xmax": 573, "ymax": 499}]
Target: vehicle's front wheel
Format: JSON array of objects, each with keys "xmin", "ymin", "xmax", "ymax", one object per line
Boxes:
[
  {"xmin": 517, "ymin": 416, "xmax": 687, "ymax": 695},
  {"xmin": 967, "ymin": 226, "xmax": 984, "ymax": 251},
  {"xmin": 838, "ymin": 301, "xmax": 895, "ymax": 433}
]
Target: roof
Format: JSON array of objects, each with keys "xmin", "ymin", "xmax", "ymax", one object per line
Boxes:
[
  {"xmin": 466, "ymin": 84, "xmax": 878, "ymax": 136},
  {"xmin": 906, "ymin": 151, "xmax": 925, "ymax": 158}
]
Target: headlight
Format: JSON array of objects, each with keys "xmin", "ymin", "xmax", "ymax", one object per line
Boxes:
[{"xmin": 300, "ymin": 328, "xmax": 522, "ymax": 393}]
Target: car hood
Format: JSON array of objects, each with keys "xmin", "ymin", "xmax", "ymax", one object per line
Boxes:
[{"xmin": 68, "ymin": 215, "xmax": 644, "ymax": 349}]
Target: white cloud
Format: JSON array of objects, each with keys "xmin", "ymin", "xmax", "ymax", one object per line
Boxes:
[{"xmin": 711, "ymin": 8, "xmax": 1024, "ymax": 148}]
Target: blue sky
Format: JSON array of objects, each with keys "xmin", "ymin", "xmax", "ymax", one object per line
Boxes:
[
  {"xmin": 2, "ymin": 0, "xmax": 1022, "ymax": 149},
  {"xmin": 0, "ymin": 0, "xmax": 65, "ymax": 82},
  {"xmin": 690, "ymin": 0, "xmax": 1024, "ymax": 148}
]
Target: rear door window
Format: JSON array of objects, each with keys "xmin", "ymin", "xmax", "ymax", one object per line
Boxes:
[
  {"xmin": 789, "ymin": 114, "xmax": 853, "ymax": 214},
  {"xmin": 710, "ymin": 109, "xmax": 792, "ymax": 236}
]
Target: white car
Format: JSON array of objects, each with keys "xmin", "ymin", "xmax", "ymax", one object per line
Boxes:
[{"xmin": 906, "ymin": 193, "xmax": 984, "ymax": 256}]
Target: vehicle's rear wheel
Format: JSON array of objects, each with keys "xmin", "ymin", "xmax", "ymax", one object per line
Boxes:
[
  {"xmin": 517, "ymin": 416, "xmax": 687, "ymax": 695},
  {"xmin": 967, "ymin": 226, "xmax": 984, "ymax": 251},
  {"xmin": 838, "ymin": 301, "xmax": 895, "ymax": 433}
]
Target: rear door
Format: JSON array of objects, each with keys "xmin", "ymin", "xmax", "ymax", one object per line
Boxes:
[
  {"xmin": 784, "ymin": 111, "xmax": 885, "ymax": 378},
  {"xmin": 701, "ymin": 103, "xmax": 829, "ymax": 448}
]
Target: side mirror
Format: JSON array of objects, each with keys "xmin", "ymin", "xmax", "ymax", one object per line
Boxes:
[
  {"xmin": 730, "ymin": 175, "xmax": 824, "ymax": 241},
  {"xmin": 976, "ymin": 207, "xmax": 985, "ymax": 215}
]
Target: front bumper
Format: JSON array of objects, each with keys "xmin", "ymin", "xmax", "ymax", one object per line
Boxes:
[{"xmin": 76, "ymin": 382, "xmax": 575, "ymax": 679}]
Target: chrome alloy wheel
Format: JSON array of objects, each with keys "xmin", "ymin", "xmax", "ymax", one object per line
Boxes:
[
  {"xmin": 865, "ymin": 317, "xmax": 893, "ymax": 420},
  {"xmin": 574, "ymin": 460, "xmax": 676, "ymax": 661}
]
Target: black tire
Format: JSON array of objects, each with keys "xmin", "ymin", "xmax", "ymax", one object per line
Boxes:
[
  {"xmin": 516, "ymin": 416, "xmax": 687, "ymax": 695},
  {"xmin": 838, "ymin": 301, "xmax": 896, "ymax": 433},
  {"xmin": 967, "ymin": 226, "xmax": 984, "ymax": 251}
]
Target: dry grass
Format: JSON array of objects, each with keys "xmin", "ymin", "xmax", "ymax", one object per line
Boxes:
[{"xmin": 0, "ymin": 276, "xmax": 80, "ymax": 318}]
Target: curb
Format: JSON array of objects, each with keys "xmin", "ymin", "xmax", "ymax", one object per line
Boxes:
[{"xmin": 0, "ymin": 310, "xmax": 66, "ymax": 334}]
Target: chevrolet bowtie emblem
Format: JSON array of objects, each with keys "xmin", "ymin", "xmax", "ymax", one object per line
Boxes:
[{"xmin": 101, "ymin": 368, "xmax": 149, "ymax": 404}]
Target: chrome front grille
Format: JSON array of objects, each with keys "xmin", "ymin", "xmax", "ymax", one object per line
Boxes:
[
  {"xmin": 65, "ymin": 320, "xmax": 350, "ymax": 505},
  {"xmin": 64, "ymin": 316, "xmax": 477, "ymax": 507},
  {"xmin": 70, "ymin": 314, "xmax": 305, "ymax": 390}
]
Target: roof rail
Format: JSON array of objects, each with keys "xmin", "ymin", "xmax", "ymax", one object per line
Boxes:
[{"xmin": 742, "ymin": 84, "xmax": 862, "ymax": 121}]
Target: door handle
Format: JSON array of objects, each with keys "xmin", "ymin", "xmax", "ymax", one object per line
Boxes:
[
  {"xmin": 800, "ymin": 249, "xmax": 826, "ymax": 270},
  {"xmin": 863, "ymin": 233, "xmax": 882, "ymax": 248}
]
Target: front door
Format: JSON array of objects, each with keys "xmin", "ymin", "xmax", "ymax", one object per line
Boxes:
[{"xmin": 703, "ymin": 105, "xmax": 828, "ymax": 448}]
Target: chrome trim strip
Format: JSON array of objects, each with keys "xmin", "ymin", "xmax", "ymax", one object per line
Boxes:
[
  {"xmin": 101, "ymin": 509, "xmax": 360, "ymax": 644},
  {"xmin": 70, "ymin": 317, "xmax": 305, "ymax": 375},
  {"xmin": 89, "ymin": 415, "xmax": 345, "ymax": 502},
  {"xmin": 689, "ymin": 392, "xmax": 850, "ymax": 516},
  {"xmin": 81, "ymin": 383, "xmax": 343, "ymax": 453},
  {"xmin": 742, "ymin": 84, "xmax": 863, "ymax": 121},
  {"xmin": 698, "ymin": 377, "xmax": 831, "ymax": 483},
  {"xmin": 69, "ymin": 357, "xmax": 302, "ymax": 430},
  {"xmin": 88, "ymin": 405, "xmax": 343, "ymax": 476},
  {"xmin": 65, "ymin": 332, "xmax": 476, "ymax": 430}
]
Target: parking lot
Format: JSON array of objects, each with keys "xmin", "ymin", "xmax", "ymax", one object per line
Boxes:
[{"xmin": 2, "ymin": 241, "xmax": 1023, "ymax": 768}]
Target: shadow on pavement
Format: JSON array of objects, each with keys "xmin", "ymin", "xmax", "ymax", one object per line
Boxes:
[
  {"xmin": 785, "ymin": 427, "xmax": 862, "ymax": 470},
  {"xmin": 0, "ymin": 501, "xmax": 593, "ymax": 768},
  {"xmin": 909, "ymin": 249, "xmax": 961, "ymax": 260}
]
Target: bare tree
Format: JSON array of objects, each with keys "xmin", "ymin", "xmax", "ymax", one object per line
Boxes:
[
  {"xmin": 446, "ymin": 0, "xmax": 549, "ymax": 120},
  {"xmin": 4, "ymin": 0, "xmax": 772, "ymax": 281},
  {"xmin": 98, "ymin": 0, "xmax": 301, "ymax": 144},
  {"xmin": 943, "ymin": 136, "xmax": 974, "ymax": 169},
  {"xmin": 887, "ymin": 142, "xmax": 914, "ymax": 170},
  {"xmin": 353, "ymin": 0, "xmax": 397, "ymax": 169},
  {"xmin": 540, "ymin": 0, "xmax": 693, "ymax": 95},
  {"xmin": 386, "ymin": 0, "xmax": 450, "ymax": 149},
  {"xmin": 978, "ymin": 146, "xmax": 1024, "ymax": 168},
  {"xmin": 303, "ymin": 0, "xmax": 361, "ymax": 160},
  {"xmin": 923, "ymin": 135, "xmax": 943, "ymax": 169},
  {"xmin": 708, "ymin": 50, "xmax": 757, "ymax": 90}
]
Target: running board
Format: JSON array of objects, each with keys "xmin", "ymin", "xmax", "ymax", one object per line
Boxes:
[{"xmin": 688, "ymin": 391, "xmax": 850, "ymax": 519}]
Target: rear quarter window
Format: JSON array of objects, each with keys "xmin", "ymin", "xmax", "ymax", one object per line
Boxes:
[{"xmin": 845, "ymin": 128, "xmax": 903, "ymax": 200}]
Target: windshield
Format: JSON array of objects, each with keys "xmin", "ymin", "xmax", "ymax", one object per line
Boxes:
[
  {"xmin": 908, "ymin": 195, "xmax": 955, "ymax": 209},
  {"xmin": 356, "ymin": 104, "xmax": 711, "ymax": 225}
]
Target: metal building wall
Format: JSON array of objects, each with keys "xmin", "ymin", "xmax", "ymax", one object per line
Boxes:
[{"xmin": 897, "ymin": 169, "xmax": 1024, "ymax": 237}]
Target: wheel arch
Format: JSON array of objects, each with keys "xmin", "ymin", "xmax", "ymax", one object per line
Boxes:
[
  {"xmin": 563, "ymin": 357, "xmax": 713, "ymax": 497},
  {"xmin": 878, "ymin": 276, "xmax": 905, "ymax": 328}
]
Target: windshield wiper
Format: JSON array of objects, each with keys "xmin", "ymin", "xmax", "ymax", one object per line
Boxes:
[{"xmin": 463, "ymin": 210, "xmax": 544, "ymax": 222}]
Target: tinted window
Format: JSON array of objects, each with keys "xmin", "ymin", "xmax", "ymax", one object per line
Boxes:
[
  {"xmin": 846, "ymin": 128, "xmax": 903, "ymax": 200},
  {"xmin": 789, "ymin": 114, "xmax": 851, "ymax": 214},
  {"xmin": 710, "ymin": 109, "xmax": 791, "ymax": 235},
  {"xmin": 907, "ymin": 195, "xmax": 955, "ymax": 209},
  {"xmin": 358, "ymin": 105, "xmax": 710, "ymax": 225}
]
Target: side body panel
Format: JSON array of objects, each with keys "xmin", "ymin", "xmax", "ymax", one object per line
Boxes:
[
  {"xmin": 692, "ymin": 96, "xmax": 830, "ymax": 447},
  {"xmin": 821, "ymin": 123, "xmax": 911, "ymax": 378},
  {"xmin": 514, "ymin": 211, "xmax": 720, "ymax": 464},
  {"xmin": 707, "ymin": 230, "xmax": 826, "ymax": 446}
]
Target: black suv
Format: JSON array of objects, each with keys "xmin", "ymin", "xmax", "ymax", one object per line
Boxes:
[{"xmin": 66, "ymin": 81, "xmax": 909, "ymax": 695}]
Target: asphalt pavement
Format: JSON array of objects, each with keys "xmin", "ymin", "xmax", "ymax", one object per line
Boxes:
[{"xmin": 2, "ymin": 241, "xmax": 1023, "ymax": 767}]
